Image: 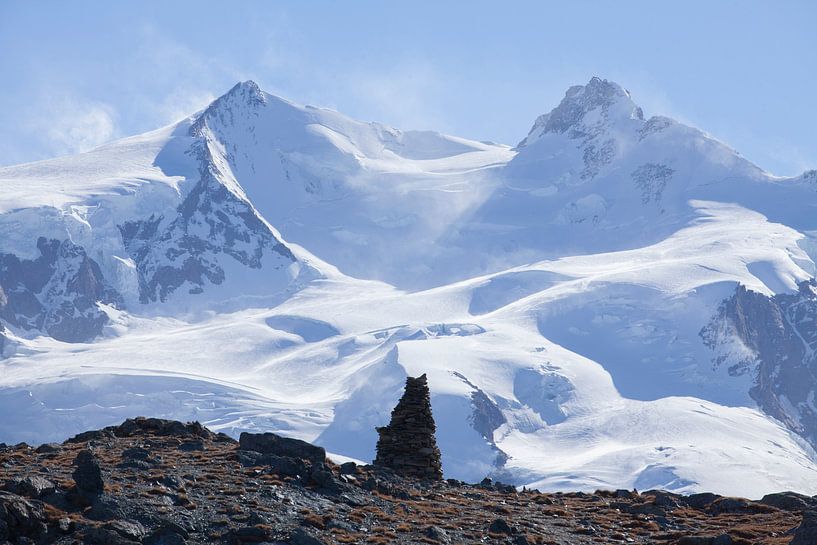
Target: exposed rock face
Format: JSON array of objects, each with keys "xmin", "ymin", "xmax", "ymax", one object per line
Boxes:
[
  {"xmin": 470, "ymin": 389, "xmax": 506, "ymax": 442},
  {"xmin": 702, "ymin": 279, "xmax": 817, "ymax": 447},
  {"xmin": 119, "ymin": 163, "xmax": 295, "ymax": 303},
  {"xmin": 375, "ymin": 374, "xmax": 443, "ymax": 480},
  {"xmin": 0, "ymin": 237, "xmax": 122, "ymax": 342},
  {"xmin": 238, "ymin": 431, "xmax": 326, "ymax": 464},
  {"xmin": 72, "ymin": 449, "xmax": 104, "ymax": 497}
]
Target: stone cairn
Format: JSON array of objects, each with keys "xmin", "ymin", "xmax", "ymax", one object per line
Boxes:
[{"xmin": 374, "ymin": 374, "xmax": 443, "ymax": 480}]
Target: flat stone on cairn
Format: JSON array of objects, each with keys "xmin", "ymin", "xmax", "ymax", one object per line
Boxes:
[{"xmin": 374, "ymin": 373, "xmax": 443, "ymax": 480}]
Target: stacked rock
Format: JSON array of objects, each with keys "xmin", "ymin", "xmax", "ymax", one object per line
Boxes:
[{"xmin": 374, "ymin": 374, "xmax": 443, "ymax": 480}]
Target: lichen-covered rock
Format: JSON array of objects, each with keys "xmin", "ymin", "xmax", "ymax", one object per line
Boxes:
[{"xmin": 374, "ymin": 374, "xmax": 443, "ymax": 480}]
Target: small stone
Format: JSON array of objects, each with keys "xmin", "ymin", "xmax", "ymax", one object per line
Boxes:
[
  {"xmin": 310, "ymin": 465, "xmax": 340, "ymax": 493},
  {"xmin": 58, "ymin": 517, "xmax": 73, "ymax": 533},
  {"xmin": 230, "ymin": 525, "xmax": 270, "ymax": 542},
  {"xmin": 178, "ymin": 440, "xmax": 204, "ymax": 451},
  {"xmin": 34, "ymin": 443, "xmax": 61, "ymax": 454},
  {"xmin": 712, "ymin": 534, "xmax": 733, "ymax": 545},
  {"xmin": 105, "ymin": 520, "xmax": 147, "ymax": 541},
  {"xmin": 121, "ymin": 447, "xmax": 151, "ymax": 460},
  {"xmin": 143, "ymin": 520, "xmax": 189, "ymax": 545},
  {"xmin": 424, "ymin": 525, "xmax": 450, "ymax": 543},
  {"xmin": 339, "ymin": 461, "xmax": 357, "ymax": 474}
]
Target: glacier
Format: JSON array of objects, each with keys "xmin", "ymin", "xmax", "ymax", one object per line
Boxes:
[{"xmin": 2, "ymin": 78, "xmax": 817, "ymax": 498}]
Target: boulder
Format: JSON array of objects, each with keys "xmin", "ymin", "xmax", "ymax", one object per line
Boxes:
[
  {"xmin": 239, "ymin": 432, "xmax": 325, "ymax": 464},
  {"xmin": 72, "ymin": 449, "xmax": 104, "ymax": 497},
  {"xmin": 4, "ymin": 475, "xmax": 56, "ymax": 499},
  {"xmin": 760, "ymin": 491, "xmax": 816, "ymax": 511}
]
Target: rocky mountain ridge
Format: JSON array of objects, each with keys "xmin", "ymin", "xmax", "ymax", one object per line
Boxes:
[
  {"xmin": 2, "ymin": 78, "xmax": 817, "ymax": 496},
  {"xmin": 2, "ymin": 417, "xmax": 817, "ymax": 545}
]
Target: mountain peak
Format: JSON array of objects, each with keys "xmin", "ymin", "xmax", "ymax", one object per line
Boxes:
[
  {"xmin": 190, "ymin": 80, "xmax": 268, "ymax": 137},
  {"xmin": 518, "ymin": 77, "xmax": 644, "ymax": 148},
  {"xmin": 224, "ymin": 80, "xmax": 266, "ymax": 105}
]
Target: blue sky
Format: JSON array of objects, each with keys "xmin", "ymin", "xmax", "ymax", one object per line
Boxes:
[{"xmin": 1, "ymin": 1, "xmax": 815, "ymax": 175}]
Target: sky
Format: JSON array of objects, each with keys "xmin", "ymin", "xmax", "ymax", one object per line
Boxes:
[{"xmin": 0, "ymin": 1, "xmax": 815, "ymax": 176}]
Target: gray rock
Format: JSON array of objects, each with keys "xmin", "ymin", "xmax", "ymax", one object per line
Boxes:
[
  {"xmin": 791, "ymin": 511, "xmax": 817, "ymax": 545},
  {"xmin": 229, "ymin": 525, "xmax": 271, "ymax": 542},
  {"xmin": 0, "ymin": 237, "xmax": 122, "ymax": 343},
  {"xmin": 424, "ymin": 525, "xmax": 451, "ymax": 543},
  {"xmin": 310, "ymin": 464, "xmax": 341, "ymax": 493},
  {"xmin": 0, "ymin": 491, "xmax": 48, "ymax": 542},
  {"xmin": 83, "ymin": 526, "xmax": 141, "ymax": 545},
  {"xmin": 290, "ymin": 527, "xmax": 327, "ymax": 545},
  {"xmin": 488, "ymin": 518, "xmax": 514, "ymax": 535},
  {"xmin": 4, "ymin": 475, "xmax": 55, "ymax": 499},
  {"xmin": 105, "ymin": 520, "xmax": 147, "ymax": 541},
  {"xmin": 143, "ymin": 519, "xmax": 189, "ymax": 545},
  {"xmin": 239, "ymin": 431, "xmax": 326, "ymax": 464},
  {"xmin": 682, "ymin": 492, "xmax": 720, "ymax": 509},
  {"xmin": 72, "ymin": 449, "xmax": 104, "ymax": 497},
  {"xmin": 760, "ymin": 491, "xmax": 816, "ymax": 511},
  {"xmin": 57, "ymin": 517, "xmax": 73, "ymax": 533},
  {"xmin": 67, "ymin": 429, "xmax": 116, "ymax": 444},
  {"xmin": 34, "ymin": 443, "xmax": 61, "ymax": 454}
]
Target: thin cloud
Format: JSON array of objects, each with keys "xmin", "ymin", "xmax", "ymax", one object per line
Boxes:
[{"xmin": 27, "ymin": 96, "xmax": 119, "ymax": 156}]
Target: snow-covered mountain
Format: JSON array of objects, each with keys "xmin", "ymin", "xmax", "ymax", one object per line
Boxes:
[{"xmin": 2, "ymin": 78, "xmax": 817, "ymax": 498}]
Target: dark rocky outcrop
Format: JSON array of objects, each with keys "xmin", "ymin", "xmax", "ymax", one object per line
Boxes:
[
  {"xmin": 791, "ymin": 510, "xmax": 817, "ymax": 545},
  {"xmin": 0, "ymin": 491, "xmax": 48, "ymax": 543},
  {"xmin": 701, "ymin": 280, "xmax": 817, "ymax": 448},
  {"xmin": 374, "ymin": 374, "xmax": 443, "ymax": 480},
  {"xmin": 0, "ymin": 237, "xmax": 122, "ymax": 343},
  {"xmin": 67, "ymin": 417, "xmax": 225, "ymax": 445},
  {"xmin": 72, "ymin": 449, "xmax": 105, "ymax": 498},
  {"xmin": 238, "ymin": 431, "xmax": 326, "ymax": 464}
]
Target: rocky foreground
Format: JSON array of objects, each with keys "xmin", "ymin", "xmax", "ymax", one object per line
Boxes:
[{"xmin": 1, "ymin": 418, "xmax": 815, "ymax": 545}]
